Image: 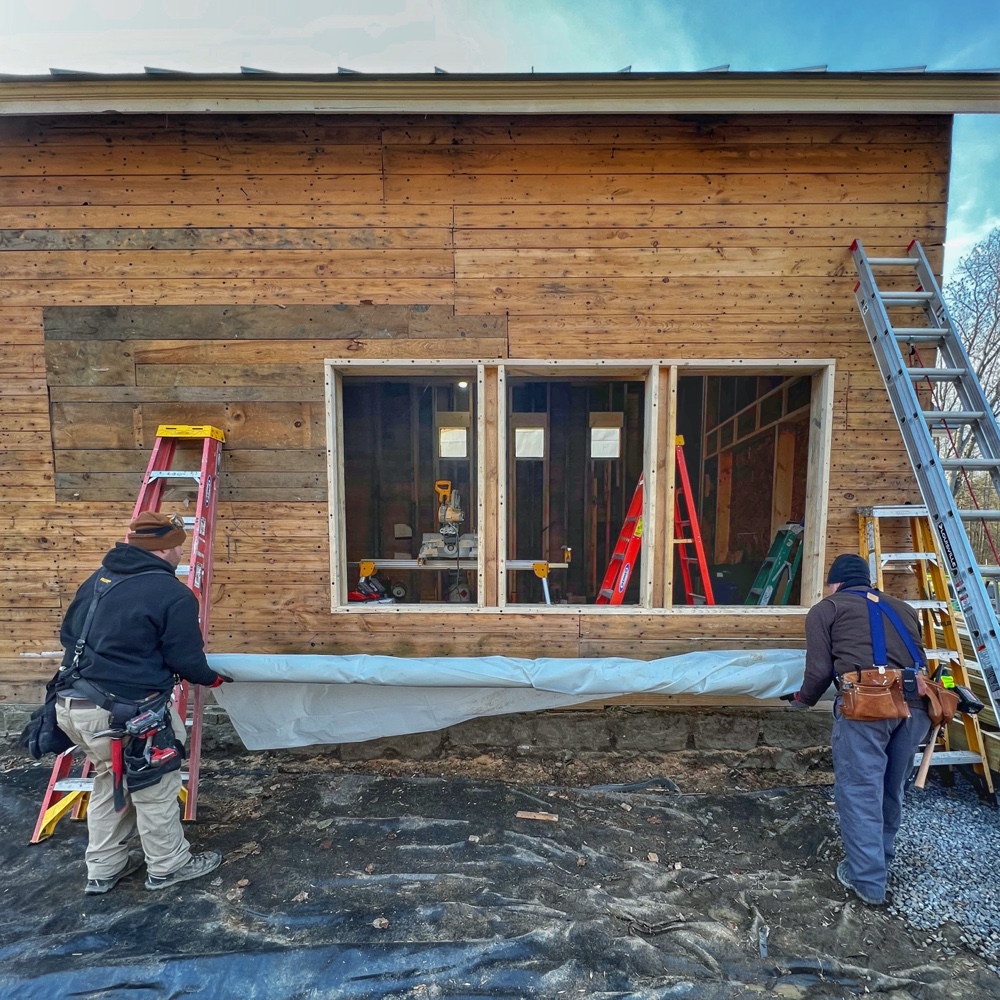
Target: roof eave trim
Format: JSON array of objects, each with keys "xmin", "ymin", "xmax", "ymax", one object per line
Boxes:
[{"xmin": 1, "ymin": 76, "xmax": 999, "ymax": 115}]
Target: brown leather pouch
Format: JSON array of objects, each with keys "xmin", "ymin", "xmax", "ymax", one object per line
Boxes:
[
  {"xmin": 917, "ymin": 675, "xmax": 960, "ymax": 726},
  {"xmin": 839, "ymin": 668, "xmax": 910, "ymax": 721}
]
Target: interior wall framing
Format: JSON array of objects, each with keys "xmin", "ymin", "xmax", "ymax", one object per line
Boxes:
[{"xmin": 0, "ymin": 109, "xmax": 944, "ymax": 700}]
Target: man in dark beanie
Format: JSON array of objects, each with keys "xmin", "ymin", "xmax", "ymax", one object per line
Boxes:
[
  {"xmin": 54, "ymin": 511, "xmax": 230, "ymax": 894},
  {"xmin": 786, "ymin": 553, "xmax": 930, "ymax": 906}
]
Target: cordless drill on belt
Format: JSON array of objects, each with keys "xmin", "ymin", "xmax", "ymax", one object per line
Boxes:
[{"xmin": 125, "ymin": 705, "xmax": 180, "ymax": 767}]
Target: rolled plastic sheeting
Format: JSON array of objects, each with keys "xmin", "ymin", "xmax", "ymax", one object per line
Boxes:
[{"xmin": 209, "ymin": 649, "xmax": 806, "ymax": 750}]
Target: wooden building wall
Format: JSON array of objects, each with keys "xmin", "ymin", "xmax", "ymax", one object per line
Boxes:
[{"xmin": 0, "ymin": 112, "xmax": 945, "ymax": 701}]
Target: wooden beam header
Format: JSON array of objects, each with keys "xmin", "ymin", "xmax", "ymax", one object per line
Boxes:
[{"xmin": 1, "ymin": 70, "xmax": 999, "ymax": 116}]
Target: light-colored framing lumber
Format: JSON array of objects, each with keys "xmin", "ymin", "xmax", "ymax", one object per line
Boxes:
[{"xmin": 802, "ymin": 365, "xmax": 837, "ymax": 604}]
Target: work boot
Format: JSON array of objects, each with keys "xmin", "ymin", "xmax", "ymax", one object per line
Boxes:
[
  {"xmin": 145, "ymin": 850, "xmax": 222, "ymax": 891},
  {"xmin": 85, "ymin": 849, "xmax": 144, "ymax": 895},
  {"xmin": 836, "ymin": 860, "xmax": 887, "ymax": 906}
]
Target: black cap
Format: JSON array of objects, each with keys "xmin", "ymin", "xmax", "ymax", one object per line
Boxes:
[{"xmin": 826, "ymin": 553, "xmax": 871, "ymax": 589}]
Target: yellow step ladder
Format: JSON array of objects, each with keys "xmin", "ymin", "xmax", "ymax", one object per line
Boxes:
[{"xmin": 858, "ymin": 505, "xmax": 995, "ymax": 799}]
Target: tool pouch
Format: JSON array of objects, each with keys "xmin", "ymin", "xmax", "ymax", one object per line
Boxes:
[
  {"xmin": 839, "ymin": 668, "xmax": 910, "ymax": 721},
  {"xmin": 124, "ymin": 711, "xmax": 184, "ymax": 792},
  {"xmin": 917, "ymin": 675, "xmax": 960, "ymax": 727}
]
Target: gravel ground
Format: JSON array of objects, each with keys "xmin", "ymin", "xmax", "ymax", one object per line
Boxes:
[{"xmin": 891, "ymin": 776, "xmax": 1000, "ymax": 974}]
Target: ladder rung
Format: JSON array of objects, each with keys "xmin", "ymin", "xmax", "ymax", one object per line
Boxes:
[
  {"xmin": 868, "ymin": 257, "xmax": 920, "ymax": 266},
  {"xmin": 923, "ymin": 410, "xmax": 985, "ymax": 424},
  {"xmin": 881, "ymin": 290, "xmax": 934, "ymax": 302},
  {"xmin": 978, "ymin": 566, "xmax": 1000, "ymax": 578},
  {"xmin": 881, "ymin": 552, "xmax": 937, "ymax": 563},
  {"xmin": 960, "ymin": 510, "xmax": 1000, "ymax": 521},
  {"xmin": 53, "ymin": 778, "xmax": 94, "ymax": 792},
  {"xmin": 598, "ymin": 588, "xmax": 614, "ymax": 599},
  {"xmin": 906, "ymin": 367, "xmax": 966, "ymax": 380},
  {"xmin": 149, "ymin": 470, "xmax": 201, "ymax": 479},
  {"xmin": 940, "ymin": 458, "xmax": 1000, "ymax": 470},
  {"xmin": 912, "ymin": 750, "xmax": 983, "ymax": 766},
  {"xmin": 905, "ymin": 600, "xmax": 949, "ymax": 611},
  {"xmin": 858, "ymin": 505, "xmax": 930, "ymax": 518},
  {"xmin": 923, "ymin": 648, "xmax": 960, "ymax": 660},
  {"xmin": 894, "ymin": 327, "xmax": 948, "ymax": 338}
]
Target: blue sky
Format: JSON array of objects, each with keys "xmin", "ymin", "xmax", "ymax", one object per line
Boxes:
[{"xmin": 3, "ymin": 0, "xmax": 998, "ymax": 276}]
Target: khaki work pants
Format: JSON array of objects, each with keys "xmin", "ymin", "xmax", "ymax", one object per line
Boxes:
[{"xmin": 54, "ymin": 701, "xmax": 192, "ymax": 880}]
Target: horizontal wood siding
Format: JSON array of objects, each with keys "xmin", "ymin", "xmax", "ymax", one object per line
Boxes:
[{"xmin": 0, "ymin": 112, "xmax": 943, "ymax": 700}]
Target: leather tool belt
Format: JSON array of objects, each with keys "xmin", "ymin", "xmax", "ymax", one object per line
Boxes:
[{"xmin": 839, "ymin": 667, "xmax": 910, "ymax": 721}]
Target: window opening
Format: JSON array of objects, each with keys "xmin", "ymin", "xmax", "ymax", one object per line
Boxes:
[
  {"xmin": 695, "ymin": 373, "xmax": 811, "ymax": 605},
  {"xmin": 339, "ymin": 374, "xmax": 478, "ymax": 607},
  {"xmin": 506, "ymin": 378, "xmax": 646, "ymax": 607},
  {"xmin": 327, "ymin": 361, "xmax": 830, "ymax": 612}
]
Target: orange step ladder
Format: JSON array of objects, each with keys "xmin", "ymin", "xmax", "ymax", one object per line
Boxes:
[
  {"xmin": 596, "ymin": 437, "xmax": 714, "ymax": 606},
  {"xmin": 596, "ymin": 475, "xmax": 646, "ymax": 604},
  {"xmin": 32, "ymin": 424, "xmax": 224, "ymax": 842},
  {"xmin": 673, "ymin": 436, "xmax": 715, "ymax": 605}
]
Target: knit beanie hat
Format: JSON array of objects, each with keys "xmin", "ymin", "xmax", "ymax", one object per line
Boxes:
[
  {"xmin": 127, "ymin": 511, "xmax": 186, "ymax": 551},
  {"xmin": 826, "ymin": 553, "xmax": 871, "ymax": 589}
]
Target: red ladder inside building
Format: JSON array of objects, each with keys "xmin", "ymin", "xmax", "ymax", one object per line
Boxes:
[
  {"xmin": 596, "ymin": 437, "xmax": 714, "ymax": 606},
  {"xmin": 32, "ymin": 424, "xmax": 224, "ymax": 842},
  {"xmin": 673, "ymin": 436, "xmax": 715, "ymax": 605},
  {"xmin": 596, "ymin": 475, "xmax": 646, "ymax": 604}
]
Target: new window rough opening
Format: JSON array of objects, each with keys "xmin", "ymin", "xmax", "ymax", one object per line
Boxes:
[{"xmin": 325, "ymin": 359, "xmax": 833, "ymax": 613}]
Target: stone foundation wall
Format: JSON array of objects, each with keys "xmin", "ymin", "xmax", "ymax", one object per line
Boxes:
[{"xmin": 0, "ymin": 702, "xmax": 833, "ymax": 773}]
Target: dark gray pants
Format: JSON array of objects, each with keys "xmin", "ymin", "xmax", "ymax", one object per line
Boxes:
[{"xmin": 831, "ymin": 699, "xmax": 931, "ymax": 901}]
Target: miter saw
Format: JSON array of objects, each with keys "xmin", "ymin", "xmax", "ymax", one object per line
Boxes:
[{"xmin": 418, "ymin": 479, "xmax": 478, "ymax": 560}]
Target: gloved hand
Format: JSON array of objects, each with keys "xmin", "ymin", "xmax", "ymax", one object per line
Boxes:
[
  {"xmin": 781, "ymin": 692, "xmax": 810, "ymax": 711},
  {"xmin": 209, "ymin": 673, "xmax": 234, "ymax": 688}
]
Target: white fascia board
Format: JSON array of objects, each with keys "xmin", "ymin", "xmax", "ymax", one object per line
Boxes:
[{"xmin": 1, "ymin": 74, "xmax": 999, "ymax": 116}]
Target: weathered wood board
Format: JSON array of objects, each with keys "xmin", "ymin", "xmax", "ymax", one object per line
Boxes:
[{"xmin": 0, "ymin": 110, "xmax": 940, "ymax": 701}]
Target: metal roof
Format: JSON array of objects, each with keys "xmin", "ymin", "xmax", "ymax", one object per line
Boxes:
[{"xmin": 0, "ymin": 70, "xmax": 998, "ymax": 116}]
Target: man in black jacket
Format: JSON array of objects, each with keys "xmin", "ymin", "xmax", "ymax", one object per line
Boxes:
[
  {"xmin": 786, "ymin": 553, "xmax": 931, "ymax": 906},
  {"xmin": 55, "ymin": 511, "xmax": 230, "ymax": 894}
]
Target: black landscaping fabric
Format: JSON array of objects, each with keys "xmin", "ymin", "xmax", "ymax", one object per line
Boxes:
[{"xmin": 0, "ymin": 758, "xmax": 996, "ymax": 999}]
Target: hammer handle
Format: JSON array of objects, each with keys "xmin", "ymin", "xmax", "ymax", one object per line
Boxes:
[{"xmin": 914, "ymin": 724, "xmax": 943, "ymax": 789}]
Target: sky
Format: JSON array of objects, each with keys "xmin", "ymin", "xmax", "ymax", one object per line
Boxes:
[{"xmin": 2, "ymin": 0, "xmax": 998, "ymax": 278}]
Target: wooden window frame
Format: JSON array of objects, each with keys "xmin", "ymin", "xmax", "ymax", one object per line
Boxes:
[{"xmin": 325, "ymin": 358, "xmax": 835, "ymax": 613}]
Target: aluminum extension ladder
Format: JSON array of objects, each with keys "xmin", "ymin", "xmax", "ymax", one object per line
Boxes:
[
  {"xmin": 851, "ymin": 239, "xmax": 1000, "ymax": 724},
  {"xmin": 32, "ymin": 424, "xmax": 225, "ymax": 842},
  {"xmin": 596, "ymin": 437, "xmax": 714, "ymax": 605},
  {"xmin": 745, "ymin": 521, "xmax": 804, "ymax": 606},
  {"xmin": 859, "ymin": 505, "xmax": 995, "ymax": 797}
]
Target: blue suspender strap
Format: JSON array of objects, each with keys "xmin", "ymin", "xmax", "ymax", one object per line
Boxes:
[
  {"xmin": 855, "ymin": 588, "xmax": 927, "ymax": 699},
  {"xmin": 875, "ymin": 597, "xmax": 927, "ymax": 670},
  {"xmin": 864, "ymin": 592, "xmax": 889, "ymax": 669}
]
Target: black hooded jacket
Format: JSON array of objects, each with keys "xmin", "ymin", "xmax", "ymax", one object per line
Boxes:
[{"xmin": 58, "ymin": 542, "xmax": 222, "ymax": 703}]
